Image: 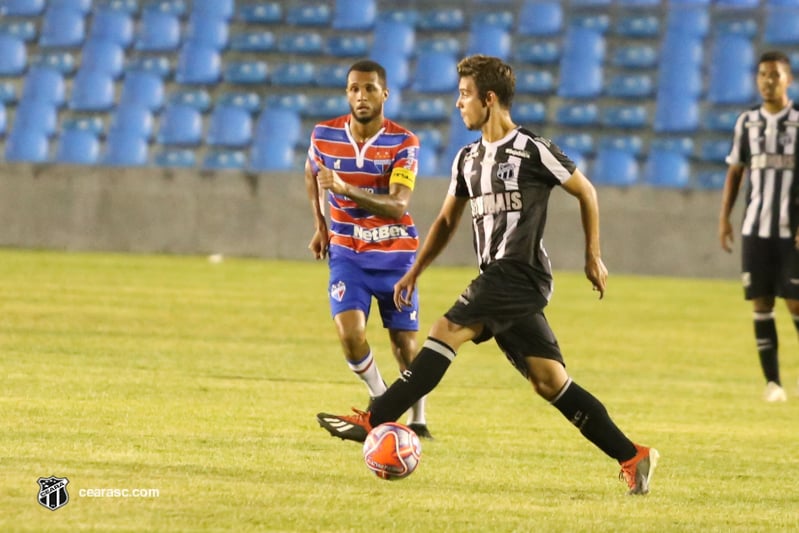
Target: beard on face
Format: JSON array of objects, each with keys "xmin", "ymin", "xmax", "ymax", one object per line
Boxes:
[{"xmin": 351, "ymin": 104, "xmax": 381, "ymax": 124}]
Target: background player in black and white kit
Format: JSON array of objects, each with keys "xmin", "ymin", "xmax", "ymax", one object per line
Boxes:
[
  {"xmin": 719, "ymin": 50, "xmax": 799, "ymax": 403},
  {"xmin": 318, "ymin": 55, "xmax": 658, "ymax": 495}
]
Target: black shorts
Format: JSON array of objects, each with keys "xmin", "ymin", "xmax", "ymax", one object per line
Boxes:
[
  {"xmin": 444, "ymin": 260, "xmax": 564, "ymax": 378},
  {"xmin": 741, "ymin": 235, "xmax": 799, "ymax": 300}
]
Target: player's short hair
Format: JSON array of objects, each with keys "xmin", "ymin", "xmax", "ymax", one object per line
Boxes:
[
  {"xmin": 759, "ymin": 50, "xmax": 791, "ymax": 71},
  {"xmin": 457, "ymin": 54, "xmax": 515, "ymax": 108},
  {"xmin": 348, "ymin": 60, "xmax": 388, "ymax": 88}
]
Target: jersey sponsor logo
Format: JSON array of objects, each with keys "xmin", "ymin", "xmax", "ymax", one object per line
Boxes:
[
  {"xmin": 785, "ymin": 121, "xmax": 799, "ymax": 127},
  {"xmin": 745, "ymin": 120, "xmax": 764, "ymax": 128},
  {"xmin": 505, "ymin": 147, "xmax": 531, "ymax": 159},
  {"xmin": 470, "ymin": 191, "xmax": 523, "ymax": 218},
  {"xmin": 750, "ymin": 153, "xmax": 795, "ymax": 170},
  {"xmin": 497, "ymin": 161, "xmax": 518, "ymax": 181},
  {"xmin": 352, "ymin": 224, "xmax": 410, "ymax": 242},
  {"xmin": 405, "ymin": 146, "xmax": 418, "ymax": 168},
  {"xmin": 330, "ymin": 280, "xmax": 346, "ymax": 302}
]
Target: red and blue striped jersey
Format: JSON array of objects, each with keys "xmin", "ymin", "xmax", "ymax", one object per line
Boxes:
[{"xmin": 308, "ymin": 115, "xmax": 420, "ymax": 270}]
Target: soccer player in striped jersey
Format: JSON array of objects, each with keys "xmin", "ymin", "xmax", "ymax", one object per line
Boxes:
[
  {"xmin": 304, "ymin": 60, "xmax": 432, "ymax": 438},
  {"xmin": 719, "ymin": 50, "xmax": 799, "ymax": 403},
  {"xmin": 318, "ymin": 55, "xmax": 658, "ymax": 495}
]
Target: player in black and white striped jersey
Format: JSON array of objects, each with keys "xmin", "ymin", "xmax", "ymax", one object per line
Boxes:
[{"xmin": 719, "ymin": 50, "xmax": 799, "ymax": 402}]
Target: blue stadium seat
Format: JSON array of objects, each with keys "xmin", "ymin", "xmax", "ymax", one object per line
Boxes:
[
  {"xmin": 157, "ymin": 103, "xmax": 203, "ymax": 146},
  {"xmin": 237, "ymin": 2, "xmax": 281, "ymax": 23},
  {"xmin": 154, "ymin": 148, "xmax": 196, "ymax": 168},
  {"xmin": 286, "ymin": 4, "xmax": 331, "ymax": 26},
  {"xmin": 38, "ymin": 7, "xmax": 86, "ymax": 48},
  {"xmin": 230, "ymin": 31, "xmax": 275, "ymax": 52},
  {"xmin": 476, "ymin": 10, "xmax": 514, "ymax": 30},
  {"xmin": 326, "ymin": 35, "xmax": 368, "ymax": 57},
  {"xmin": 563, "ymin": 27, "xmax": 605, "ymax": 62},
  {"xmin": 135, "ymin": 11, "xmax": 181, "ymax": 51},
  {"xmin": 265, "ymin": 94, "xmax": 309, "ymax": 114},
  {"xmin": 417, "ymin": 148, "xmax": 439, "ymax": 178},
  {"xmin": 398, "ymin": 98, "xmax": 448, "ymax": 122},
  {"xmin": 0, "ymin": 0, "xmax": 45, "ymax": 16},
  {"xmin": 203, "ymin": 150, "xmax": 246, "ymax": 171},
  {"xmin": 255, "ymin": 108, "xmax": 302, "ymax": 147},
  {"xmin": 185, "ymin": 12, "xmax": 229, "ymax": 49},
  {"xmin": 515, "ymin": 69, "xmax": 555, "ymax": 95},
  {"xmin": 143, "ymin": 0, "xmax": 186, "ymax": 17},
  {"xmin": 102, "ymin": 130, "xmax": 148, "ymax": 166},
  {"xmin": 654, "ymin": 92, "xmax": 699, "ymax": 133},
  {"xmin": 0, "ymin": 81, "xmax": 16, "ymax": 104},
  {"xmin": 599, "ymin": 135, "xmax": 644, "ymax": 156},
  {"xmin": 558, "ymin": 57, "xmax": 602, "ymax": 99},
  {"xmin": 168, "ymin": 88, "xmax": 212, "ymax": 111},
  {"xmin": 278, "ymin": 32, "xmax": 324, "ymax": 55},
  {"xmin": 571, "ymin": 13, "xmax": 611, "ymax": 33},
  {"xmin": 332, "ymin": 0, "xmax": 375, "ymax": 30},
  {"xmin": 249, "ymin": 140, "xmax": 295, "ymax": 172},
  {"xmin": 764, "ymin": 7, "xmax": 799, "ymax": 44},
  {"xmin": 370, "ymin": 20, "xmax": 415, "ymax": 58},
  {"xmin": 514, "ymin": 102, "xmax": 547, "ymax": 124},
  {"xmin": 514, "ymin": 41, "xmax": 560, "ymax": 65},
  {"xmin": 5, "ymin": 128, "xmax": 50, "ymax": 163},
  {"xmin": 466, "ymin": 25, "xmax": 511, "ymax": 60},
  {"xmin": 51, "ymin": 0, "xmax": 92, "ymax": 13},
  {"xmin": 700, "ymin": 139, "xmax": 731, "ymax": 162},
  {"xmin": 207, "ymin": 92, "xmax": 260, "ymax": 148},
  {"xmin": 696, "ymin": 170, "xmax": 726, "ymax": 190},
  {"xmin": 0, "ymin": 34, "xmax": 27, "ymax": 76},
  {"xmin": 223, "ymin": 60, "xmax": 268, "ymax": 85},
  {"xmin": 612, "ymin": 44, "xmax": 657, "ymax": 69},
  {"xmin": 369, "ymin": 50, "xmax": 409, "ymax": 90},
  {"xmin": 704, "ymin": 108, "xmax": 739, "ymax": 132},
  {"xmin": 175, "ymin": 44, "xmax": 221, "ymax": 84},
  {"xmin": 119, "ymin": 70, "xmax": 165, "ymax": 111},
  {"xmin": 69, "ymin": 70, "xmax": 114, "ymax": 111},
  {"xmin": 556, "ymin": 103, "xmax": 598, "ymax": 126},
  {"xmin": 29, "ymin": 51, "xmax": 76, "ymax": 76},
  {"xmin": 553, "ymin": 133, "xmax": 594, "ymax": 159},
  {"xmin": 80, "ymin": 39, "xmax": 124, "ymax": 78},
  {"xmin": 126, "ymin": 56, "xmax": 171, "ymax": 78},
  {"xmin": 89, "ymin": 7, "xmax": 134, "ymax": 48},
  {"xmin": 314, "ymin": 64, "xmax": 348, "ymax": 88},
  {"xmin": 601, "ymin": 105, "xmax": 648, "ymax": 129},
  {"xmin": 417, "ymin": 36, "xmax": 461, "ymax": 56},
  {"xmin": 715, "ymin": 18, "xmax": 758, "ymax": 37},
  {"xmin": 708, "ymin": 35, "xmax": 755, "ymax": 104},
  {"xmin": 305, "ymin": 95, "xmax": 349, "ymax": 118},
  {"xmin": 617, "ymin": 0, "xmax": 660, "ymax": 5},
  {"xmin": 411, "ymin": 52, "xmax": 458, "ymax": 93},
  {"xmin": 55, "ymin": 127, "xmax": 100, "ymax": 164},
  {"xmin": 606, "ymin": 74, "xmax": 654, "ymax": 99},
  {"xmin": 645, "ymin": 148, "xmax": 691, "ymax": 188},
  {"xmin": 192, "ymin": 0, "xmax": 233, "ymax": 19},
  {"xmin": 615, "ymin": 14, "xmax": 659, "ymax": 38},
  {"xmin": 0, "ymin": 20, "xmax": 37, "ymax": 41},
  {"xmin": 0, "ymin": 104, "xmax": 5, "ymax": 137},
  {"xmin": 61, "ymin": 115, "xmax": 104, "ymax": 135},
  {"xmin": 98, "ymin": 0, "xmax": 138, "ymax": 14},
  {"xmin": 109, "ymin": 104, "xmax": 154, "ymax": 139},
  {"xmin": 415, "ymin": 128, "xmax": 443, "ymax": 154},
  {"xmin": 271, "ymin": 62, "xmax": 315, "ymax": 87},
  {"xmin": 21, "ymin": 67, "xmax": 65, "ymax": 107},
  {"xmin": 716, "ymin": 0, "xmax": 759, "ymax": 7},
  {"xmin": 417, "ymin": 8, "xmax": 465, "ymax": 31},
  {"xmin": 517, "ymin": 0, "xmax": 562, "ymax": 36},
  {"xmin": 650, "ymin": 136, "xmax": 694, "ymax": 156},
  {"xmin": 592, "ymin": 148, "xmax": 639, "ymax": 186},
  {"xmin": 665, "ymin": 6, "xmax": 709, "ymax": 37}
]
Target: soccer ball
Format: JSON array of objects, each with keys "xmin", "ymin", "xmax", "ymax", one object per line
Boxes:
[{"xmin": 362, "ymin": 422, "xmax": 421, "ymax": 480}]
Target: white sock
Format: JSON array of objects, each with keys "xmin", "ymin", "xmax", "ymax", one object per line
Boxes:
[
  {"xmin": 347, "ymin": 350, "xmax": 387, "ymax": 397},
  {"xmin": 407, "ymin": 395, "xmax": 427, "ymax": 425}
]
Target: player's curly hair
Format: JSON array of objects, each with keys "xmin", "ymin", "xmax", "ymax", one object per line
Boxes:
[{"xmin": 456, "ymin": 55, "xmax": 515, "ymax": 108}]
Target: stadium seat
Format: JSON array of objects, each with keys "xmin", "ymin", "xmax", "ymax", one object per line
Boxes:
[
  {"xmin": 21, "ymin": 67, "xmax": 65, "ymax": 107},
  {"xmin": 556, "ymin": 103, "xmax": 599, "ymax": 126},
  {"xmin": 398, "ymin": 98, "xmax": 448, "ymax": 122},
  {"xmin": 476, "ymin": 10, "xmax": 514, "ymax": 30},
  {"xmin": 612, "ymin": 44, "xmax": 657, "ymax": 69},
  {"xmin": 143, "ymin": 0, "xmax": 186, "ymax": 17},
  {"xmin": 4, "ymin": 128, "xmax": 50, "ymax": 163},
  {"xmin": 369, "ymin": 50, "xmax": 409, "ymax": 90},
  {"xmin": 326, "ymin": 35, "xmax": 368, "ymax": 57},
  {"xmin": 708, "ymin": 35, "xmax": 755, "ymax": 104},
  {"xmin": 29, "ymin": 51, "xmax": 76, "ymax": 76},
  {"xmin": 599, "ymin": 135, "xmax": 644, "ymax": 156},
  {"xmin": 203, "ymin": 149, "xmax": 246, "ymax": 171},
  {"xmin": 255, "ymin": 108, "xmax": 302, "ymax": 147},
  {"xmin": 370, "ymin": 20, "xmax": 415, "ymax": 58},
  {"xmin": 377, "ymin": 7, "xmax": 418, "ymax": 25},
  {"xmin": 271, "ymin": 62, "xmax": 315, "ymax": 87},
  {"xmin": 332, "ymin": 0, "xmax": 375, "ymax": 30},
  {"xmin": 207, "ymin": 93, "xmax": 260, "ymax": 148},
  {"xmin": 514, "ymin": 41, "xmax": 560, "ymax": 65},
  {"xmin": 38, "ymin": 7, "xmax": 86, "ymax": 48},
  {"xmin": 126, "ymin": 56, "xmax": 171, "ymax": 78},
  {"xmin": 88, "ymin": 7, "xmax": 133, "ymax": 48},
  {"xmin": 654, "ymin": 92, "xmax": 699, "ymax": 133},
  {"xmin": 696, "ymin": 170, "xmax": 726, "ymax": 190},
  {"xmin": 0, "ymin": 20, "xmax": 37, "ymax": 41},
  {"xmin": 615, "ymin": 14, "xmax": 659, "ymax": 38},
  {"xmin": 80, "ymin": 39, "xmax": 124, "ymax": 78},
  {"xmin": 119, "ymin": 70, "xmax": 165, "ymax": 111},
  {"xmin": 665, "ymin": 6, "xmax": 709, "ymax": 37},
  {"xmin": 135, "ymin": 11, "xmax": 181, "ymax": 51},
  {"xmin": 411, "ymin": 52, "xmax": 458, "ymax": 93},
  {"xmin": 514, "ymin": 102, "xmax": 547, "ymax": 124},
  {"xmin": 0, "ymin": 0, "xmax": 45, "ymax": 16},
  {"xmin": 192, "ymin": 0, "xmax": 233, "ymax": 18},
  {"xmin": 0, "ymin": 81, "xmax": 16, "ymax": 104},
  {"xmin": 592, "ymin": 148, "xmax": 639, "ymax": 186},
  {"xmin": 700, "ymin": 139, "xmax": 731, "ymax": 162},
  {"xmin": 563, "ymin": 27, "xmax": 605, "ymax": 62},
  {"xmin": 237, "ymin": 2, "xmax": 281, "ymax": 23},
  {"xmin": 265, "ymin": 94, "xmax": 309, "ymax": 114},
  {"xmin": 416, "ymin": 148, "xmax": 439, "ymax": 178},
  {"xmin": 157, "ymin": 103, "xmax": 203, "ymax": 146},
  {"xmin": 305, "ymin": 95, "xmax": 349, "ymax": 119},
  {"xmin": 645, "ymin": 148, "xmax": 691, "ymax": 188},
  {"xmin": 704, "ymin": 108, "xmax": 739, "ymax": 132},
  {"xmin": 185, "ymin": 12, "xmax": 229, "ymax": 49},
  {"xmin": 553, "ymin": 133, "xmax": 594, "ymax": 159},
  {"xmin": 558, "ymin": 57, "xmax": 602, "ymax": 99},
  {"xmin": 650, "ymin": 136, "xmax": 694, "ymax": 156},
  {"xmin": 168, "ymin": 88, "xmax": 212, "ymax": 111},
  {"xmin": 601, "ymin": 105, "xmax": 648, "ymax": 129},
  {"xmin": 278, "ymin": 32, "xmax": 324, "ymax": 55},
  {"xmin": 68, "ymin": 70, "xmax": 114, "ymax": 111},
  {"xmin": 415, "ymin": 128, "xmax": 443, "ymax": 154},
  {"xmin": 606, "ymin": 74, "xmax": 654, "ymax": 99},
  {"xmin": 102, "ymin": 130, "xmax": 148, "ymax": 166},
  {"xmin": 154, "ymin": 148, "xmax": 196, "ymax": 168},
  {"xmin": 716, "ymin": 0, "xmax": 759, "ymax": 7},
  {"xmin": 61, "ymin": 115, "xmax": 103, "ymax": 135},
  {"xmin": 229, "ymin": 31, "xmax": 276, "ymax": 52},
  {"xmin": 0, "ymin": 104, "xmax": 5, "ymax": 137},
  {"xmin": 571, "ymin": 13, "xmax": 611, "ymax": 33},
  {"xmin": 617, "ymin": 0, "xmax": 660, "ymax": 6},
  {"xmin": 417, "ymin": 8, "xmax": 465, "ymax": 31},
  {"xmin": 249, "ymin": 140, "xmax": 295, "ymax": 172},
  {"xmin": 286, "ymin": 4, "xmax": 331, "ymax": 26},
  {"xmin": 517, "ymin": 0, "xmax": 562, "ymax": 36},
  {"xmin": 715, "ymin": 18, "xmax": 758, "ymax": 37},
  {"xmin": 313, "ymin": 64, "xmax": 348, "ymax": 88},
  {"xmin": 108, "ymin": 104, "xmax": 154, "ymax": 139},
  {"xmin": 223, "ymin": 60, "xmax": 268, "ymax": 85},
  {"xmin": 466, "ymin": 25, "xmax": 511, "ymax": 60},
  {"xmin": 175, "ymin": 44, "xmax": 221, "ymax": 84},
  {"xmin": 99, "ymin": 0, "xmax": 138, "ymax": 14},
  {"xmin": 515, "ymin": 69, "xmax": 555, "ymax": 94},
  {"xmin": 0, "ymin": 34, "xmax": 27, "ymax": 76},
  {"xmin": 55, "ymin": 127, "xmax": 100, "ymax": 164},
  {"xmin": 51, "ymin": 0, "xmax": 92, "ymax": 12}
]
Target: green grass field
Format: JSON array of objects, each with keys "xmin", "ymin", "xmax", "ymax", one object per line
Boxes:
[{"xmin": 1, "ymin": 248, "xmax": 798, "ymax": 532}]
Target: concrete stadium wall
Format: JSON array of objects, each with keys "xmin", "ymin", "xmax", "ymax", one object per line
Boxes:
[{"xmin": 0, "ymin": 164, "xmax": 739, "ymax": 279}]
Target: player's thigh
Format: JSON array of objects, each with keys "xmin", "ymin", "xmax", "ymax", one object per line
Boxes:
[
  {"xmin": 328, "ymin": 261, "xmax": 373, "ymax": 318},
  {"xmin": 494, "ymin": 312, "xmax": 564, "ymax": 379},
  {"xmin": 742, "ymin": 236, "xmax": 779, "ymax": 300}
]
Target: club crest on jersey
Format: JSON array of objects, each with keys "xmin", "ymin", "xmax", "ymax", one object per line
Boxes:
[
  {"xmin": 330, "ymin": 281, "xmax": 346, "ymax": 302},
  {"xmin": 779, "ymin": 132, "xmax": 794, "ymax": 147},
  {"xmin": 497, "ymin": 161, "xmax": 518, "ymax": 181}
]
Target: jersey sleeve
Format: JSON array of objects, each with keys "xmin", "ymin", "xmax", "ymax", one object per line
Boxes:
[
  {"xmin": 446, "ymin": 146, "xmax": 471, "ymax": 198},
  {"xmin": 725, "ymin": 112, "xmax": 749, "ymax": 166},
  {"xmin": 533, "ymin": 137, "xmax": 575, "ymax": 185},
  {"xmin": 389, "ymin": 133, "xmax": 419, "ymax": 190}
]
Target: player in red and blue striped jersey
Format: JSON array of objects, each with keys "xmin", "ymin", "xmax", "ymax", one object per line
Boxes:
[{"xmin": 304, "ymin": 60, "xmax": 431, "ymax": 438}]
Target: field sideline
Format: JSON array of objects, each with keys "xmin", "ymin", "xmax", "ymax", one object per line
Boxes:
[{"xmin": 1, "ymin": 249, "xmax": 798, "ymax": 532}]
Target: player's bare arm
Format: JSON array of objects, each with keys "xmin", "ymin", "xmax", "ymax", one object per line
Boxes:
[
  {"xmin": 394, "ymin": 195, "xmax": 468, "ymax": 310},
  {"xmin": 304, "ymin": 160, "xmax": 329, "ymax": 260},
  {"xmin": 719, "ymin": 164, "xmax": 745, "ymax": 253},
  {"xmin": 316, "ymin": 161, "xmax": 411, "ymax": 221},
  {"xmin": 561, "ymin": 169, "xmax": 607, "ymax": 299}
]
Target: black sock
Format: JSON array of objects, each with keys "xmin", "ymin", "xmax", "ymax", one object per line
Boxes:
[
  {"xmin": 754, "ymin": 312, "xmax": 780, "ymax": 384},
  {"xmin": 370, "ymin": 337, "xmax": 455, "ymax": 426},
  {"xmin": 551, "ymin": 379, "xmax": 637, "ymax": 462}
]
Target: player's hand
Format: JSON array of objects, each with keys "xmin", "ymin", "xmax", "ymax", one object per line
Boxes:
[
  {"xmin": 308, "ymin": 228, "xmax": 329, "ymax": 260},
  {"xmin": 585, "ymin": 256, "xmax": 607, "ymax": 299},
  {"xmin": 393, "ymin": 270, "xmax": 418, "ymax": 311},
  {"xmin": 316, "ymin": 161, "xmax": 348, "ymax": 196},
  {"xmin": 719, "ymin": 219, "xmax": 734, "ymax": 253}
]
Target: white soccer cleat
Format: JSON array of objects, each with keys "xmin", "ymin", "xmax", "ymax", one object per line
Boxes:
[{"xmin": 763, "ymin": 381, "xmax": 787, "ymax": 402}]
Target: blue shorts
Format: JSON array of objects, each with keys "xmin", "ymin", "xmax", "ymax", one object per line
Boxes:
[{"xmin": 328, "ymin": 260, "xmax": 419, "ymax": 331}]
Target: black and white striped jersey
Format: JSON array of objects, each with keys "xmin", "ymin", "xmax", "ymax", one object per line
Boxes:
[
  {"xmin": 447, "ymin": 127, "xmax": 576, "ymax": 300},
  {"xmin": 727, "ymin": 102, "xmax": 799, "ymax": 239}
]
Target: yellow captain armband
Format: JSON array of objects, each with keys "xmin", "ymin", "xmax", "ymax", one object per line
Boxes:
[{"xmin": 389, "ymin": 167, "xmax": 416, "ymax": 190}]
